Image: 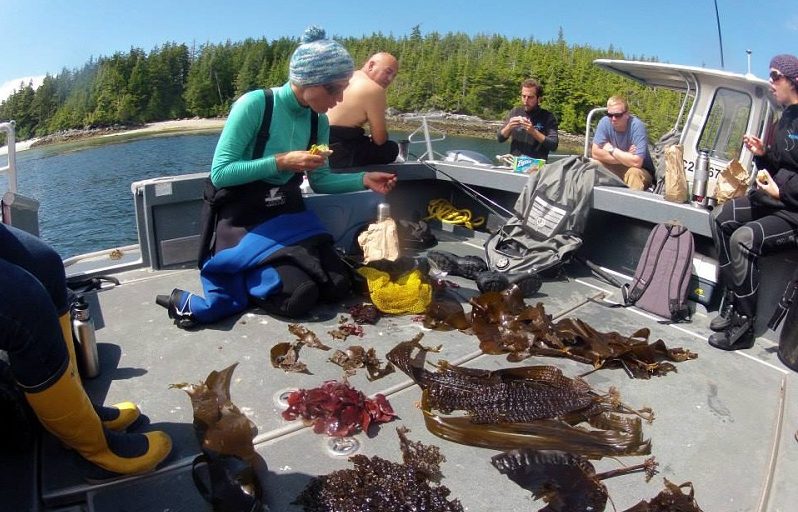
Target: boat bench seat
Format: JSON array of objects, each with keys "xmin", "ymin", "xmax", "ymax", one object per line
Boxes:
[{"xmin": 592, "ymin": 186, "xmax": 712, "ymax": 237}]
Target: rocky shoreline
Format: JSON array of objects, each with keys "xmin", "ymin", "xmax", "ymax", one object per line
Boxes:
[
  {"xmin": 6, "ymin": 113, "xmax": 586, "ymax": 154},
  {"xmin": 388, "ymin": 111, "xmax": 585, "ymax": 151}
]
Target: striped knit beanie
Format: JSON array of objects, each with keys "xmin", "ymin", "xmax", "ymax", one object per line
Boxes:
[
  {"xmin": 289, "ymin": 26, "xmax": 354, "ymax": 86},
  {"xmin": 770, "ymin": 54, "xmax": 798, "ymax": 81}
]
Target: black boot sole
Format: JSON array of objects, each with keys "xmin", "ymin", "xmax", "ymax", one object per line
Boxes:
[
  {"xmin": 427, "ymin": 251, "xmax": 487, "ymax": 280},
  {"xmin": 708, "ymin": 328, "xmax": 754, "ymax": 351},
  {"xmin": 476, "ymin": 271, "xmax": 542, "ymax": 297}
]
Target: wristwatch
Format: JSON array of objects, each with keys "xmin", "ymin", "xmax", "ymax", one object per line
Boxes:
[{"xmin": 607, "ymin": 145, "xmax": 615, "ymax": 155}]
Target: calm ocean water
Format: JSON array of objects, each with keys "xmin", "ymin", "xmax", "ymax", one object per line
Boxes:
[{"xmin": 1, "ymin": 131, "xmax": 510, "ymax": 259}]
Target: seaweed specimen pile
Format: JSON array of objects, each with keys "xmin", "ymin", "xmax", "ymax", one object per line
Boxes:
[
  {"xmin": 293, "ymin": 427, "xmax": 463, "ymax": 511},
  {"xmin": 624, "ymin": 480, "xmax": 704, "ymax": 511},
  {"xmin": 491, "ymin": 449, "xmax": 658, "ymax": 512},
  {"xmin": 171, "ymin": 363, "xmax": 257, "ymax": 463},
  {"xmin": 492, "ymin": 449, "xmax": 703, "ymax": 512},
  {"xmin": 328, "ymin": 315, "xmax": 365, "ymax": 340},
  {"xmin": 470, "ymin": 289, "xmax": 696, "ymax": 378},
  {"xmin": 329, "ymin": 345, "xmax": 395, "ymax": 380},
  {"xmin": 348, "ymin": 303, "xmax": 381, "ymax": 324},
  {"xmin": 387, "ymin": 335, "xmax": 652, "ymax": 458},
  {"xmin": 282, "ymin": 380, "xmax": 396, "ymax": 437},
  {"xmin": 270, "ymin": 324, "xmax": 331, "ymax": 373}
]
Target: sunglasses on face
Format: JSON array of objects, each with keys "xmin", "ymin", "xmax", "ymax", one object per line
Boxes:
[
  {"xmin": 769, "ymin": 70, "xmax": 785, "ymax": 82},
  {"xmin": 606, "ymin": 111, "xmax": 626, "ymax": 119}
]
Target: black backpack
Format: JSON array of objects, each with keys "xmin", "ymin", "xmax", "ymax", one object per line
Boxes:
[{"xmin": 621, "ymin": 222, "xmax": 694, "ymax": 321}]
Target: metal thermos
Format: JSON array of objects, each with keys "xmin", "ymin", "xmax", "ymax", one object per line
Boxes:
[
  {"xmin": 692, "ymin": 150, "xmax": 710, "ymax": 202},
  {"xmin": 72, "ymin": 298, "xmax": 100, "ymax": 378},
  {"xmin": 377, "ymin": 203, "xmax": 392, "ymax": 222}
]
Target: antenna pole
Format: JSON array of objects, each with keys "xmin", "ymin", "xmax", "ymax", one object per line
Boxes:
[
  {"xmin": 713, "ymin": 0, "xmax": 725, "ymax": 68},
  {"xmin": 746, "ymin": 49, "xmax": 752, "ymax": 75}
]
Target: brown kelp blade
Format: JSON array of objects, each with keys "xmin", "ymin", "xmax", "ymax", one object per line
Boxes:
[
  {"xmin": 388, "ymin": 338, "xmax": 652, "ymax": 458},
  {"xmin": 171, "ymin": 363, "xmax": 257, "ymax": 463},
  {"xmin": 170, "ymin": 362, "xmax": 240, "ymax": 433},
  {"xmin": 420, "ymin": 392, "xmax": 651, "ymax": 458}
]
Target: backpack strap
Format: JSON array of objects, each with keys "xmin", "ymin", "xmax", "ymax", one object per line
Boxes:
[
  {"xmin": 253, "ymin": 88, "xmax": 274, "ymax": 159},
  {"xmin": 307, "ymin": 109, "xmax": 318, "ymax": 149},
  {"xmin": 667, "ymin": 229, "xmax": 693, "ymax": 320}
]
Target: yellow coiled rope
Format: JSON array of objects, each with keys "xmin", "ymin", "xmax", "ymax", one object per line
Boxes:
[{"xmin": 424, "ymin": 199, "xmax": 485, "ymax": 230}]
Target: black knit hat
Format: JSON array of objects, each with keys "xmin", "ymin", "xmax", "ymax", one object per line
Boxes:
[{"xmin": 769, "ymin": 54, "xmax": 798, "ymax": 81}]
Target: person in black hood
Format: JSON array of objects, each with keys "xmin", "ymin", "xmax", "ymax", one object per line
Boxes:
[{"xmin": 709, "ymin": 53, "xmax": 798, "ymax": 350}]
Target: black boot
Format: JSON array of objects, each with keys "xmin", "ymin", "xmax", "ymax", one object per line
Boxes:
[
  {"xmin": 426, "ymin": 250, "xmax": 487, "ymax": 280},
  {"xmin": 708, "ymin": 311, "xmax": 754, "ymax": 351},
  {"xmin": 475, "ymin": 270, "xmax": 542, "ymax": 297},
  {"xmin": 156, "ymin": 289, "xmax": 197, "ymax": 329},
  {"xmin": 709, "ymin": 289, "xmax": 735, "ymax": 332}
]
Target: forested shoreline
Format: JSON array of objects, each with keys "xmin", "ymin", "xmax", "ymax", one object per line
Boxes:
[{"xmin": 0, "ymin": 27, "xmax": 682, "ymax": 146}]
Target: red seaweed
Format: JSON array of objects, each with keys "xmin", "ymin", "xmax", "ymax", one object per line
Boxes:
[{"xmin": 281, "ymin": 380, "xmax": 396, "ymax": 437}]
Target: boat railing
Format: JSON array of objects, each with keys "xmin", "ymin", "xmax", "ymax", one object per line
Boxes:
[
  {"xmin": 0, "ymin": 120, "xmax": 18, "ymax": 194},
  {"xmin": 400, "ymin": 115, "xmax": 447, "ymax": 161},
  {"xmin": 583, "ymin": 107, "xmax": 607, "ymax": 158},
  {"xmin": 1, "ymin": 120, "xmax": 40, "ymax": 235}
]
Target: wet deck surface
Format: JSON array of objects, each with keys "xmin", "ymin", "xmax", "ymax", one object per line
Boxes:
[{"xmin": 22, "ymin": 230, "xmax": 798, "ymax": 511}]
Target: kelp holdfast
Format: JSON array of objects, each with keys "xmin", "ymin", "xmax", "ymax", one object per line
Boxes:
[
  {"xmin": 192, "ymin": 449, "xmax": 267, "ymax": 512},
  {"xmin": 620, "ymin": 222, "xmax": 694, "ymax": 321}
]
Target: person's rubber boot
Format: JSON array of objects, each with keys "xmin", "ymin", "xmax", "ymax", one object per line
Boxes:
[
  {"xmin": 23, "ymin": 365, "xmax": 172, "ymax": 474},
  {"xmin": 58, "ymin": 312, "xmax": 141, "ymax": 431},
  {"xmin": 155, "ymin": 289, "xmax": 197, "ymax": 329},
  {"xmin": 426, "ymin": 250, "xmax": 487, "ymax": 280},
  {"xmin": 709, "ymin": 289, "xmax": 735, "ymax": 332},
  {"xmin": 708, "ymin": 311, "xmax": 754, "ymax": 351},
  {"xmin": 475, "ymin": 270, "xmax": 542, "ymax": 297}
]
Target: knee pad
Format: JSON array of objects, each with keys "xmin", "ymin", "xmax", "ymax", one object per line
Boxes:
[{"xmin": 257, "ymin": 264, "xmax": 320, "ymax": 318}]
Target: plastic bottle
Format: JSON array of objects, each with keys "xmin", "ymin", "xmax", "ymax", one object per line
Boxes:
[{"xmin": 72, "ymin": 297, "xmax": 100, "ymax": 378}]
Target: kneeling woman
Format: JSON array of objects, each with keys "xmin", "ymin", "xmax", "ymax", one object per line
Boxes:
[{"xmin": 158, "ymin": 27, "xmax": 395, "ymax": 328}]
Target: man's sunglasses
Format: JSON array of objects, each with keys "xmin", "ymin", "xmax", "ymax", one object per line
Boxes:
[
  {"xmin": 606, "ymin": 111, "xmax": 626, "ymax": 119},
  {"xmin": 770, "ymin": 70, "xmax": 786, "ymax": 82}
]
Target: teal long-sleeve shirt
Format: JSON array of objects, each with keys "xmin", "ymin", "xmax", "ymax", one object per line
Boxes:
[{"xmin": 210, "ymin": 83, "xmax": 366, "ymax": 194}]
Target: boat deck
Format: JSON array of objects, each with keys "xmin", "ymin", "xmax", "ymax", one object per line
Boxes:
[{"xmin": 4, "ymin": 227, "xmax": 796, "ymax": 512}]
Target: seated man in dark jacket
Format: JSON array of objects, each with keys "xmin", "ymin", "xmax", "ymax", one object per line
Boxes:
[{"xmin": 497, "ymin": 78, "xmax": 559, "ymax": 160}]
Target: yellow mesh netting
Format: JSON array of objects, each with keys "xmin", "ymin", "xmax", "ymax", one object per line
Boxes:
[{"xmin": 356, "ymin": 267, "xmax": 432, "ymax": 315}]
